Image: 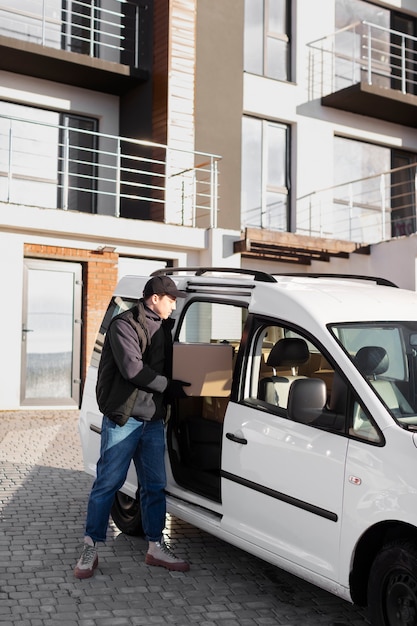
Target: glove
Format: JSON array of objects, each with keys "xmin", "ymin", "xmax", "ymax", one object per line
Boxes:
[{"xmin": 166, "ymin": 379, "xmax": 191, "ymax": 400}]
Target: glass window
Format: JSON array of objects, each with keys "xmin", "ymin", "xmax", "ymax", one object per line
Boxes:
[
  {"xmin": 333, "ymin": 137, "xmax": 417, "ymax": 241},
  {"xmin": 244, "ymin": 0, "xmax": 290, "ymax": 81},
  {"xmin": 0, "ymin": 102, "xmax": 98, "ymax": 213},
  {"xmin": 0, "ymin": 0, "xmax": 127, "ymax": 63},
  {"xmin": 241, "ymin": 116, "xmax": 289, "ymax": 230},
  {"xmin": 331, "ymin": 321, "xmax": 417, "ymax": 428},
  {"xmin": 0, "ymin": 102, "xmax": 60, "ymax": 208},
  {"xmin": 0, "ymin": 0, "xmax": 61, "ymax": 47},
  {"xmin": 334, "ymin": 137, "xmax": 390, "ymax": 188},
  {"xmin": 244, "ymin": 320, "xmax": 381, "ymax": 442},
  {"xmin": 178, "ymin": 301, "xmax": 246, "ymax": 345},
  {"xmin": 335, "ymin": 0, "xmax": 417, "ymax": 95},
  {"xmin": 244, "ymin": 0, "xmax": 264, "ymax": 75},
  {"xmin": 332, "ymin": 137, "xmax": 390, "ymax": 241},
  {"xmin": 58, "ymin": 114, "xmax": 98, "ymax": 213},
  {"xmin": 336, "ymin": 0, "xmax": 389, "ymax": 30}
]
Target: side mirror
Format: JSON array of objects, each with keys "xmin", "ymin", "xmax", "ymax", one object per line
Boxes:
[{"xmin": 287, "ymin": 378, "xmax": 327, "ymax": 424}]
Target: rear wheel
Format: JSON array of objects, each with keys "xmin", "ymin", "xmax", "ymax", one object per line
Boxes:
[
  {"xmin": 368, "ymin": 540, "xmax": 417, "ymax": 626},
  {"xmin": 110, "ymin": 491, "xmax": 144, "ymax": 536}
]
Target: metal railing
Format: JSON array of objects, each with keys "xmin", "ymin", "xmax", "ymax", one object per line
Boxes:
[
  {"xmin": 308, "ymin": 20, "xmax": 417, "ymax": 100},
  {"xmin": 0, "ymin": 114, "xmax": 221, "ymax": 228},
  {"xmin": 0, "ymin": 0, "xmax": 142, "ymax": 67},
  {"xmin": 296, "ymin": 162, "xmax": 417, "ymax": 244}
]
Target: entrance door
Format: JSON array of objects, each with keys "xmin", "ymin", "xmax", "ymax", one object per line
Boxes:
[{"xmin": 21, "ymin": 259, "xmax": 82, "ymax": 406}]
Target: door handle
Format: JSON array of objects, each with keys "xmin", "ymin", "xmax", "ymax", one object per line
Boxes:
[
  {"xmin": 226, "ymin": 432, "xmax": 248, "ymax": 445},
  {"xmin": 22, "ymin": 327, "xmax": 34, "ymax": 342}
]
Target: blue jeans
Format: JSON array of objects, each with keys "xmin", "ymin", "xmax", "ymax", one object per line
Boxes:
[{"xmin": 85, "ymin": 416, "xmax": 166, "ymax": 543}]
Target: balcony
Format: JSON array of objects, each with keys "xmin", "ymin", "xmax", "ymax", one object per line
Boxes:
[
  {"xmin": 308, "ymin": 21, "xmax": 417, "ymax": 127},
  {"xmin": 297, "ymin": 161, "xmax": 417, "ymax": 244},
  {"xmin": 0, "ymin": 1, "xmax": 148, "ymax": 93},
  {"xmin": 235, "ymin": 162, "xmax": 416, "ymax": 265},
  {"xmin": 0, "ymin": 113, "xmax": 221, "ymax": 228}
]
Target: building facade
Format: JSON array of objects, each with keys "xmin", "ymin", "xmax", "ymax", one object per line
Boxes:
[{"xmin": 1, "ymin": 0, "xmax": 417, "ymax": 409}]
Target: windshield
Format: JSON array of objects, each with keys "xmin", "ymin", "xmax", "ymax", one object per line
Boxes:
[{"xmin": 330, "ymin": 322, "xmax": 417, "ymax": 429}]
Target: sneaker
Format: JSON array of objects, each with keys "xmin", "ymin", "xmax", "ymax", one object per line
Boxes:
[
  {"xmin": 74, "ymin": 537, "xmax": 98, "ymax": 579},
  {"xmin": 145, "ymin": 539, "xmax": 190, "ymax": 572}
]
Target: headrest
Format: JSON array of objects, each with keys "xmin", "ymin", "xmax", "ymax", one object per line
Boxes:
[
  {"xmin": 266, "ymin": 338, "xmax": 309, "ymax": 368},
  {"xmin": 354, "ymin": 346, "xmax": 388, "ymax": 377}
]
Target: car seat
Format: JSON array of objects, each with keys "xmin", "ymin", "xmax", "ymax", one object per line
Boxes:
[
  {"xmin": 354, "ymin": 345, "xmax": 413, "ymax": 416},
  {"xmin": 259, "ymin": 337, "xmax": 309, "ymax": 408}
]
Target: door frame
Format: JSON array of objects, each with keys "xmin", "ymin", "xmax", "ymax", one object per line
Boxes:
[{"xmin": 21, "ymin": 258, "xmax": 82, "ymax": 406}]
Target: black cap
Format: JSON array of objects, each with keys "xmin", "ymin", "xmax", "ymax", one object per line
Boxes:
[{"xmin": 143, "ymin": 275, "xmax": 186, "ymax": 299}]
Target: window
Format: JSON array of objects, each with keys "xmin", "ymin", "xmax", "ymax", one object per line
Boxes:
[
  {"xmin": 62, "ymin": 0, "xmax": 99, "ymax": 56},
  {"xmin": 334, "ymin": 136, "xmax": 390, "ymax": 192},
  {"xmin": 331, "ymin": 321, "xmax": 417, "ymax": 433},
  {"xmin": 241, "ymin": 116, "xmax": 290, "ymax": 230},
  {"xmin": 178, "ymin": 300, "xmax": 246, "ymax": 345},
  {"xmin": 0, "ymin": 102, "xmax": 98, "ymax": 214},
  {"xmin": 0, "ymin": 103, "xmax": 60, "ymax": 208},
  {"xmin": 334, "ymin": 137, "xmax": 417, "ymax": 240},
  {"xmin": 0, "ymin": 0, "xmax": 133, "ymax": 65},
  {"xmin": 245, "ymin": 321, "xmax": 381, "ymax": 442},
  {"xmin": 335, "ymin": 0, "xmax": 417, "ymax": 95},
  {"xmin": 58, "ymin": 114, "xmax": 98, "ymax": 213},
  {"xmin": 244, "ymin": 0, "xmax": 290, "ymax": 82}
]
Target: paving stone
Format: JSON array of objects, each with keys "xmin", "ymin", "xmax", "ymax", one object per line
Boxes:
[{"xmin": 0, "ymin": 410, "xmax": 371, "ymax": 625}]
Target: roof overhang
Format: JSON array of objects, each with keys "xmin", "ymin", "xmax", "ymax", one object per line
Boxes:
[
  {"xmin": 322, "ymin": 81, "xmax": 417, "ymax": 128},
  {"xmin": 234, "ymin": 228, "xmax": 369, "ymax": 265},
  {"xmin": 0, "ymin": 36, "xmax": 148, "ymax": 95}
]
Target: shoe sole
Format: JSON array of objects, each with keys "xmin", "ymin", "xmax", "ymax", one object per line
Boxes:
[
  {"xmin": 74, "ymin": 555, "xmax": 99, "ymax": 579},
  {"xmin": 145, "ymin": 553, "xmax": 190, "ymax": 572}
]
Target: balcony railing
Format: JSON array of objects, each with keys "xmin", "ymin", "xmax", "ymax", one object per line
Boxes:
[
  {"xmin": 297, "ymin": 162, "xmax": 417, "ymax": 244},
  {"xmin": 308, "ymin": 20, "xmax": 417, "ymax": 100},
  {"xmin": 0, "ymin": 114, "xmax": 221, "ymax": 228},
  {"xmin": 0, "ymin": 0, "xmax": 142, "ymax": 67}
]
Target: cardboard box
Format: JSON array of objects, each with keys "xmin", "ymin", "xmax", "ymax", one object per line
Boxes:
[{"xmin": 172, "ymin": 342, "xmax": 233, "ymax": 397}]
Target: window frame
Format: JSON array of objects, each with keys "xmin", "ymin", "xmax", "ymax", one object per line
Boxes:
[
  {"xmin": 239, "ymin": 314, "xmax": 383, "ymax": 444},
  {"xmin": 241, "ymin": 116, "xmax": 291, "ymax": 231},
  {"xmin": 244, "ymin": 0, "xmax": 291, "ymax": 82}
]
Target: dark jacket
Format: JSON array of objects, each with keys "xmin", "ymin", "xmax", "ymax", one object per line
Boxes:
[{"xmin": 96, "ymin": 300, "xmax": 173, "ymax": 426}]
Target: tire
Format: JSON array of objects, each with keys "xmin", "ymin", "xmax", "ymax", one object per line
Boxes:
[
  {"xmin": 368, "ymin": 540, "xmax": 417, "ymax": 626},
  {"xmin": 110, "ymin": 490, "xmax": 144, "ymax": 536}
]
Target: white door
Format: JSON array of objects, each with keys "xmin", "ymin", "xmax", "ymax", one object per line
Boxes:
[
  {"xmin": 221, "ymin": 319, "xmax": 349, "ymax": 580},
  {"xmin": 21, "ymin": 259, "xmax": 82, "ymax": 405}
]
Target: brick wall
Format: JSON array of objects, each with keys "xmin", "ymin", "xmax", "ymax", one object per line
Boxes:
[{"xmin": 24, "ymin": 244, "xmax": 118, "ymax": 392}]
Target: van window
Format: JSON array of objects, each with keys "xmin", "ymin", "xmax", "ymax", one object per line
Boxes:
[
  {"xmin": 245, "ymin": 322, "xmax": 381, "ymax": 442},
  {"xmin": 178, "ymin": 300, "xmax": 247, "ymax": 345},
  {"xmin": 331, "ymin": 321, "xmax": 417, "ymax": 428}
]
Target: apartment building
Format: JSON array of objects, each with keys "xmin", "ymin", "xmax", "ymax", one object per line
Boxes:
[{"xmin": 1, "ymin": 0, "xmax": 416, "ymax": 410}]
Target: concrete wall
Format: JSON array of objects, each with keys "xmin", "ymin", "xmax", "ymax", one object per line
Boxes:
[{"xmin": 195, "ymin": 0, "xmax": 244, "ymax": 231}]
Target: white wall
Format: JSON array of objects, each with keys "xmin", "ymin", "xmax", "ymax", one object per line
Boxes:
[
  {"xmin": 0, "ymin": 233, "xmax": 24, "ymax": 408},
  {"xmin": 314, "ymin": 236, "xmax": 417, "ymax": 291},
  {"xmin": 0, "ymin": 70, "xmax": 120, "ymax": 137}
]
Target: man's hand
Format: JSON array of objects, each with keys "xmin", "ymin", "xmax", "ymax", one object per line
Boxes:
[{"xmin": 166, "ymin": 379, "xmax": 191, "ymax": 400}]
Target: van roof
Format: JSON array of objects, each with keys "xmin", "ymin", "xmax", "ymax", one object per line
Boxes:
[{"xmin": 113, "ymin": 269, "xmax": 417, "ymax": 327}]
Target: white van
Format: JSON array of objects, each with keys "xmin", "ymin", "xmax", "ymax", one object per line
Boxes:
[{"xmin": 79, "ymin": 268, "xmax": 417, "ymax": 626}]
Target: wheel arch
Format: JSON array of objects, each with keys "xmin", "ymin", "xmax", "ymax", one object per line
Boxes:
[{"xmin": 350, "ymin": 520, "xmax": 417, "ymax": 606}]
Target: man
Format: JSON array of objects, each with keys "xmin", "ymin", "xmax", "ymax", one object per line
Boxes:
[{"xmin": 74, "ymin": 275, "xmax": 190, "ymax": 579}]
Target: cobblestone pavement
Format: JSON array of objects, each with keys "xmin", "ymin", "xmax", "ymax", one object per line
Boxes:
[{"xmin": 0, "ymin": 410, "xmax": 371, "ymax": 626}]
